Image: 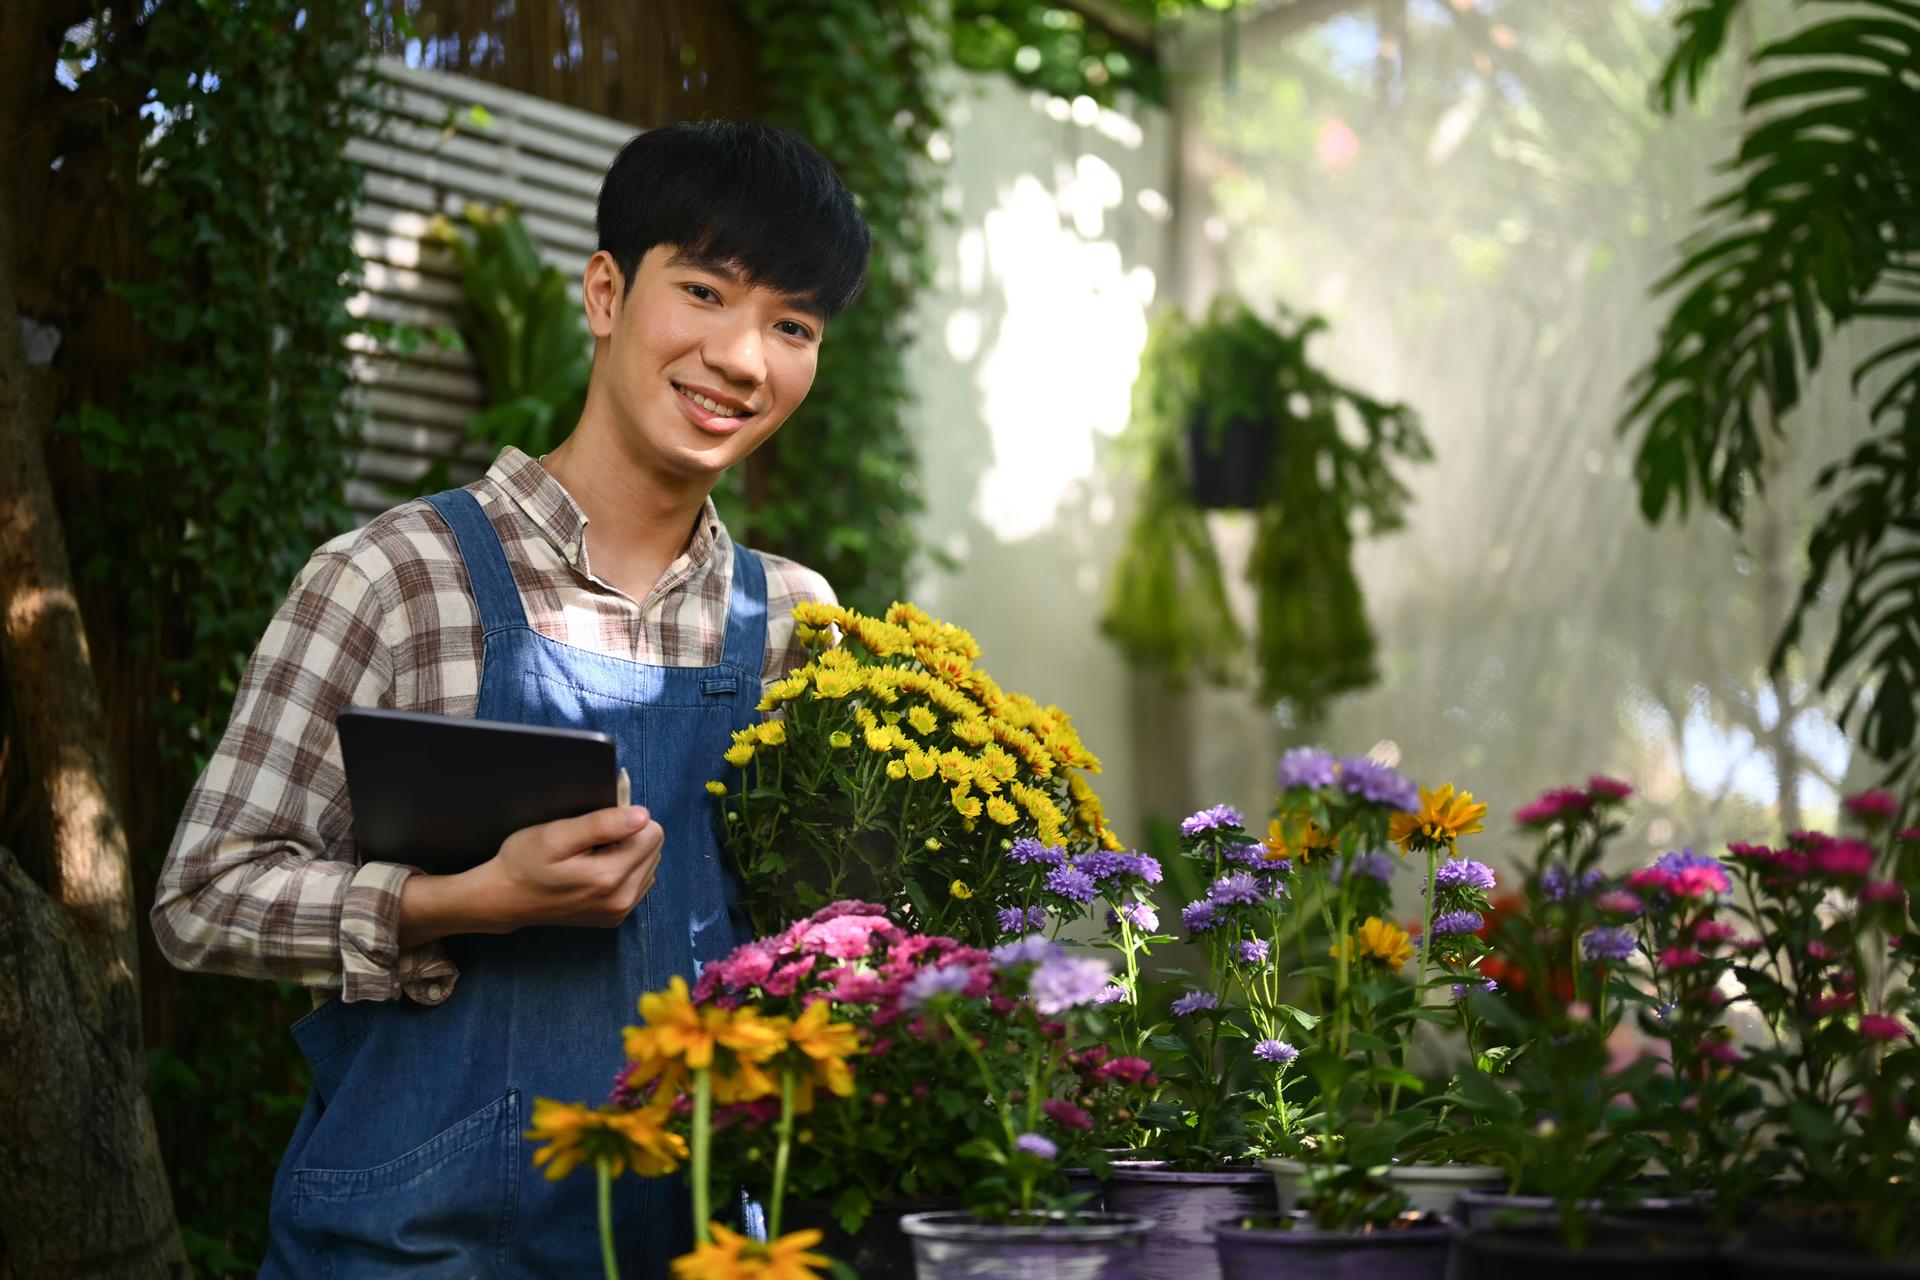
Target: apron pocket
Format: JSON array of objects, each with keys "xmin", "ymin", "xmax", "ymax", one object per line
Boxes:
[{"xmin": 288, "ymin": 1089, "xmax": 520, "ymax": 1278}]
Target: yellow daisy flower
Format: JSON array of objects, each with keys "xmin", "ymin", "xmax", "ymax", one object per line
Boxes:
[
  {"xmin": 1330, "ymin": 917, "xmax": 1415, "ymax": 972},
  {"xmin": 904, "ymin": 750, "xmax": 938, "ymax": 782},
  {"xmin": 753, "ymin": 720, "xmax": 787, "ymax": 746},
  {"xmin": 950, "ymin": 879, "xmax": 974, "ymax": 900},
  {"xmin": 724, "ymin": 743, "xmax": 755, "ymax": 768},
  {"xmin": 985, "ymin": 795, "xmax": 1019, "ymax": 825},
  {"xmin": 906, "ymin": 704, "xmax": 938, "ymax": 736},
  {"xmin": 1265, "ymin": 813, "xmax": 1333, "ymax": 862},
  {"xmin": 828, "ymin": 731, "xmax": 852, "ymax": 749},
  {"xmin": 622, "ymin": 978, "xmax": 786, "ymax": 1100},
  {"xmin": 705, "ymin": 781, "xmax": 729, "ymax": 797},
  {"xmin": 886, "ymin": 759, "xmax": 908, "ymax": 780},
  {"xmin": 525, "ymin": 1097, "xmax": 688, "ymax": 1182},
  {"xmin": 950, "ymin": 787, "xmax": 982, "ymax": 820},
  {"xmin": 1388, "ymin": 784, "xmax": 1488, "ymax": 853},
  {"xmin": 784, "ymin": 1000, "xmax": 863, "ymax": 1107}
]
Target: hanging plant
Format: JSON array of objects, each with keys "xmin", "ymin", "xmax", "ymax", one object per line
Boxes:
[{"xmin": 1101, "ymin": 299, "xmax": 1430, "ymax": 717}]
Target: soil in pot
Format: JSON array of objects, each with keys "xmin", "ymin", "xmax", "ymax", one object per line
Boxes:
[
  {"xmin": 1212, "ymin": 1212, "xmax": 1454, "ymax": 1280},
  {"xmin": 899, "ymin": 1210, "xmax": 1154, "ymax": 1280},
  {"xmin": 1450, "ymin": 1219, "xmax": 1728, "ymax": 1280},
  {"xmin": 786, "ymin": 1195, "xmax": 962, "ymax": 1279},
  {"xmin": 1100, "ymin": 1161, "xmax": 1276, "ymax": 1280}
]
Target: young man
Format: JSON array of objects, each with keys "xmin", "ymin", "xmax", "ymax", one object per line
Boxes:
[{"xmin": 151, "ymin": 119, "xmax": 869, "ymax": 1278}]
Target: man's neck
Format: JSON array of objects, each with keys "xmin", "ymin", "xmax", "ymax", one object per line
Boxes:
[{"xmin": 539, "ymin": 433, "xmax": 709, "ymax": 602}]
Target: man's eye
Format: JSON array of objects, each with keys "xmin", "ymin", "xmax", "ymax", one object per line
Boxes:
[
  {"xmin": 685, "ymin": 284, "xmax": 717, "ymax": 302},
  {"xmin": 777, "ymin": 321, "xmax": 814, "ymax": 340}
]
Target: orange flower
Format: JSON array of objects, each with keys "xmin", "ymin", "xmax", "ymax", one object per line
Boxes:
[
  {"xmin": 623, "ymin": 977, "xmax": 787, "ymax": 1102},
  {"xmin": 1388, "ymin": 784, "xmax": 1487, "ymax": 853},
  {"xmin": 672, "ymin": 1224, "xmax": 831, "ymax": 1280},
  {"xmin": 524, "ymin": 1097, "xmax": 686, "ymax": 1182}
]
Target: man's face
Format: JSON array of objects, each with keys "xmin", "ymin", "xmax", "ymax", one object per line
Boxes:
[{"xmin": 585, "ymin": 243, "xmax": 822, "ymax": 481}]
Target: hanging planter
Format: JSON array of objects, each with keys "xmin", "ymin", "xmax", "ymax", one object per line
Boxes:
[{"xmin": 1101, "ymin": 299, "xmax": 1430, "ymax": 716}]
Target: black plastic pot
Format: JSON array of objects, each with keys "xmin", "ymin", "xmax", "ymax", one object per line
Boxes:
[
  {"xmin": 1447, "ymin": 1220, "xmax": 1727, "ymax": 1280},
  {"xmin": 786, "ymin": 1195, "xmax": 963, "ymax": 1279},
  {"xmin": 1185, "ymin": 414, "xmax": 1275, "ymax": 509},
  {"xmin": 1724, "ymin": 1229, "xmax": 1920, "ymax": 1279}
]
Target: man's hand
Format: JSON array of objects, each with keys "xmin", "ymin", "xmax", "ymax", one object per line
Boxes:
[{"xmin": 399, "ymin": 806, "xmax": 663, "ymax": 946}]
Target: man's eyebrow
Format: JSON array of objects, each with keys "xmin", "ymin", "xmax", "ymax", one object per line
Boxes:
[
  {"xmin": 664, "ymin": 249, "xmax": 742, "ymax": 282},
  {"xmin": 664, "ymin": 249, "xmax": 828, "ymax": 322}
]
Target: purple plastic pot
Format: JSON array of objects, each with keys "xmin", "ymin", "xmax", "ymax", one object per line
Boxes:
[
  {"xmin": 1450, "ymin": 1221, "xmax": 1727, "ymax": 1280},
  {"xmin": 900, "ymin": 1210, "xmax": 1154, "ymax": 1280},
  {"xmin": 1211, "ymin": 1214, "xmax": 1455, "ymax": 1280},
  {"xmin": 1263, "ymin": 1157, "xmax": 1504, "ymax": 1217},
  {"xmin": 786, "ymin": 1195, "xmax": 962, "ymax": 1279},
  {"xmin": 1099, "ymin": 1162, "xmax": 1276, "ymax": 1280}
]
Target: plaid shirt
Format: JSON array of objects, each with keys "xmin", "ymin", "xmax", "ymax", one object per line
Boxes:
[{"xmin": 151, "ymin": 447, "xmax": 832, "ymax": 1006}]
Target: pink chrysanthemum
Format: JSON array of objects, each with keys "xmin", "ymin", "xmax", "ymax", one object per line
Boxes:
[
  {"xmin": 1587, "ymin": 776, "xmax": 1634, "ymax": 802},
  {"xmin": 1659, "ymin": 947, "xmax": 1704, "ymax": 971},
  {"xmin": 1860, "ymin": 1014, "xmax": 1911, "ymax": 1042},
  {"xmin": 1841, "ymin": 790, "xmax": 1900, "ymax": 821},
  {"xmin": 1516, "ymin": 787, "xmax": 1593, "ymax": 827}
]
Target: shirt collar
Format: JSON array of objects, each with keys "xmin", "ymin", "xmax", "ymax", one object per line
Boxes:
[{"xmin": 485, "ymin": 446, "xmax": 725, "ymax": 580}]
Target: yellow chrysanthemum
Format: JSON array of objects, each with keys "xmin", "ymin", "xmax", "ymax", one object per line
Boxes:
[
  {"xmin": 672, "ymin": 1224, "xmax": 831, "ymax": 1280},
  {"xmin": 810, "ymin": 668, "xmax": 860, "ymax": 700},
  {"xmin": 525, "ymin": 1098, "xmax": 688, "ymax": 1182},
  {"xmin": 753, "ymin": 720, "xmax": 787, "ymax": 747},
  {"xmin": 791, "ymin": 601, "xmax": 849, "ymax": 630},
  {"xmin": 937, "ymin": 749, "xmax": 974, "ymax": 784},
  {"xmin": 904, "ymin": 750, "xmax": 938, "ymax": 782},
  {"xmin": 848, "ymin": 615, "xmax": 914, "ymax": 658},
  {"xmin": 950, "ymin": 879, "xmax": 974, "ymax": 900},
  {"xmin": 724, "ymin": 743, "xmax": 755, "ymax": 768},
  {"xmin": 906, "ymin": 704, "xmax": 938, "ymax": 736},
  {"xmin": 828, "ymin": 730, "xmax": 852, "ymax": 750},
  {"xmin": 886, "ymin": 759, "xmax": 908, "ymax": 780},
  {"xmin": 951, "ymin": 787, "xmax": 982, "ymax": 820},
  {"xmin": 1264, "ymin": 813, "xmax": 1333, "ymax": 862},
  {"xmin": 1330, "ymin": 917, "xmax": 1416, "ymax": 972},
  {"xmin": 705, "ymin": 781, "xmax": 729, "ymax": 797},
  {"xmin": 985, "ymin": 795, "xmax": 1019, "ymax": 826},
  {"xmin": 757, "ymin": 674, "xmax": 808, "ymax": 711},
  {"xmin": 1387, "ymin": 783, "xmax": 1488, "ymax": 853},
  {"xmin": 950, "ymin": 718, "xmax": 993, "ymax": 747}
]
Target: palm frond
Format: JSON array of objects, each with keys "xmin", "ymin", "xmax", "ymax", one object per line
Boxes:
[{"xmin": 1654, "ymin": 0, "xmax": 1748, "ymax": 112}]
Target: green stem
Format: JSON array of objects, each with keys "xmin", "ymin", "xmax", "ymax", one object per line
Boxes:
[
  {"xmin": 691, "ymin": 1069, "xmax": 713, "ymax": 1245},
  {"xmin": 597, "ymin": 1159, "xmax": 621, "ymax": 1280},
  {"xmin": 770, "ymin": 1067, "xmax": 796, "ymax": 1240}
]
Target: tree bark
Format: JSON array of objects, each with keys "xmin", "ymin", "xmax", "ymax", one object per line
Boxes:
[{"xmin": 0, "ymin": 5, "xmax": 186, "ymax": 1273}]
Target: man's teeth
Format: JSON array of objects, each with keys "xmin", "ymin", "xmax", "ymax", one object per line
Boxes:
[{"xmin": 682, "ymin": 387, "xmax": 745, "ymax": 418}]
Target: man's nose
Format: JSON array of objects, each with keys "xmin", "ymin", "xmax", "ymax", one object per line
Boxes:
[{"xmin": 704, "ymin": 319, "xmax": 765, "ymax": 388}]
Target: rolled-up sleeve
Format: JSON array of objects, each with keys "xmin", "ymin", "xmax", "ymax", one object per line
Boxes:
[{"xmin": 151, "ymin": 547, "xmax": 457, "ymax": 1005}]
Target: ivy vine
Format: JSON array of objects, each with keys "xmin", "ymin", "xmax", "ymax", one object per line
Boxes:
[{"xmin": 56, "ymin": 3, "xmax": 378, "ymax": 1270}]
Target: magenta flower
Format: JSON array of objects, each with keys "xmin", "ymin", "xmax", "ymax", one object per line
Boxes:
[
  {"xmin": 1812, "ymin": 840, "xmax": 1875, "ymax": 880},
  {"xmin": 1860, "ymin": 1014, "xmax": 1911, "ymax": 1042},
  {"xmin": 1862, "ymin": 880, "xmax": 1905, "ymax": 905},
  {"xmin": 1042, "ymin": 1098, "xmax": 1093, "ymax": 1131},
  {"xmin": 1516, "ymin": 787, "xmax": 1592, "ymax": 827},
  {"xmin": 1658, "ymin": 947, "xmax": 1704, "ymax": 971},
  {"xmin": 1595, "ymin": 889, "xmax": 1643, "ymax": 917},
  {"xmin": 1809, "ymin": 993, "xmax": 1856, "ymax": 1017},
  {"xmin": 799, "ymin": 914, "xmax": 893, "ymax": 959},
  {"xmin": 1842, "ymin": 790, "xmax": 1900, "ymax": 822},
  {"xmin": 1587, "ymin": 776, "xmax": 1634, "ymax": 802},
  {"xmin": 1092, "ymin": 1056, "xmax": 1155, "ymax": 1084},
  {"xmin": 1807, "ymin": 939, "xmax": 1840, "ymax": 963},
  {"xmin": 1701, "ymin": 1038, "xmax": 1741, "ymax": 1065},
  {"xmin": 1692, "ymin": 920, "xmax": 1736, "ymax": 946}
]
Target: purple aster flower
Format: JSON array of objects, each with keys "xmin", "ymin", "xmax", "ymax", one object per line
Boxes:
[
  {"xmin": 1434, "ymin": 858, "xmax": 1496, "ymax": 892},
  {"xmin": 1338, "ymin": 756, "xmax": 1420, "ymax": 811},
  {"xmin": 1582, "ymin": 927, "xmax": 1637, "ymax": 962},
  {"xmin": 1540, "ymin": 864, "xmax": 1604, "ymax": 902},
  {"xmin": 1332, "ymin": 850, "xmax": 1395, "ymax": 885},
  {"xmin": 1253, "ymin": 1038, "xmax": 1298, "ymax": 1065},
  {"xmin": 1076, "ymin": 850, "xmax": 1129, "ymax": 883},
  {"xmin": 1107, "ymin": 900, "xmax": 1159, "ymax": 932},
  {"xmin": 1009, "ymin": 838, "xmax": 1064, "ymax": 866},
  {"xmin": 1209, "ymin": 871, "xmax": 1263, "ymax": 906},
  {"xmin": 1046, "ymin": 865, "xmax": 1097, "ymax": 904},
  {"xmin": 900, "ymin": 965, "xmax": 973, "ymax": 1010},
  {"xmin": 1093, "ymin": 983, "xmax": 1130, "ymax": 1005},
  {"xmin": 1180, "ymin": 899, "xmax": 1221, "ymax": 933},
  {"xmin": 997, "ymin": 905, "xmax": 1050, "ymax": 934},
  {"xmin": 1014, "ymin": 1132, "xmax": 1059, "ymax": 1160},
  {"xmin": 1223, "ymin": 841, "xmax": 1265, "ymax": 866},
  {"xmin": 1235, "ymin": 939, "xmax": 1270, "ymax": 965},
  {"xmin": 1257, "ymin": 855, "xmax": 1292, "ymax": 878},
  {"xmin": 1119, "ymin": 852, "xmax": 1164, "ymax": 884},
  {"xmin": 1171, "ymin": 989, "xmax": 1219, "ymax": 1016},
  {"xmin": 1030, "ymin": 954, "xmax": 1113, "ymax": 1014},
  {"xmin": 1277, "ymin": 747, "xmax": 1337, "ymax": 790},
  {"xmin": 991, "ymin": 933, "xmax": 1061, "ymax": 969},
  {"xmin": 1432, "ymin": 910, "xmax": 1485, "ymax": 936},
  {"xmin": 1451, "ymin": 978, "xmax": 1499, "ymax": 1000},
  {"xmin": 1180, "ymin": 804, "xmax": 1246, "ymax": 837}
]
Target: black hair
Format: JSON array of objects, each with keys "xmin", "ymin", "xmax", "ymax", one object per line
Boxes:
[{"xmin": 595, "ymin": 118, "xmax": 871, "ymax": 321}]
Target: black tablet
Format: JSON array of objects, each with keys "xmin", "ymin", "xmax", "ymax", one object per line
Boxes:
[{"xmin": 337, "ymin": 707, "xmax": 622, "ymax": 875}]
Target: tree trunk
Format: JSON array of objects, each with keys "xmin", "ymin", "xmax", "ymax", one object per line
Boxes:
[{"xmin": 0, "ymin": 9, "xmax": 186, "ymax": 1269}]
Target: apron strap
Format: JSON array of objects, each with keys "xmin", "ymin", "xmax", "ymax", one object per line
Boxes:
[
  {"xmin": 423, "ymin": 488, "xmax": 530, "ymax": 635},
  {"xmin": 719, "ymin": 542, "xmax": 768, "ymax": 680}
]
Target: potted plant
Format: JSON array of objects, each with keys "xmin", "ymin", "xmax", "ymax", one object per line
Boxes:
[
  {"xmin": 710, "ymin": 600, "xmax": 1141, "ymax": 947},
  {"xmin": 1714, "ymin": 794, "xmax": 1920, "ymax": 1275},
  {"xmin": 1210, "ymin": 1164, "xmax": 1455, "ymax": 1280},
  {"xmin": 1101, "ymin": 300, "xmax": 1430, "ymax": 715},
  {"xmin": 1446, "ymin": 779, "xmax": 1733, "ymax": 1277}
]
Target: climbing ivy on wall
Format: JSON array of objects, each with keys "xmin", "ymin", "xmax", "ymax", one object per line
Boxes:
[
  {"xmin": 54, "ymin": 3, "xmax": 377, "ymax": 1270},
  {"xmin": 731, "ymin": 0, "xmax": 947, "ymax": 613}
]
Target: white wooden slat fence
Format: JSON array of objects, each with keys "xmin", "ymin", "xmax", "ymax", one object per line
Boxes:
[{"xmin": 345, "ymin": 58, "xmax": 631, "ymax": 519}]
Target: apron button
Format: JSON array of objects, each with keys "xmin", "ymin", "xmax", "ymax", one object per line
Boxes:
[{"xmin": 427, "ymin": 982, "xmax": 445, "ymax": 1000}]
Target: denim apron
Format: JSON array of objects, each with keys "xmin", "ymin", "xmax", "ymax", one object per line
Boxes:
[{"xmin": 262, "ymin": 487, "xmax": 762, "ymax": 1279}]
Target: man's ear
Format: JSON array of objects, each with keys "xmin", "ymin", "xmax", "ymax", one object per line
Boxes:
[{"xmin": 583, "ymin": 250, "xmax": 624, "ymax": 341}]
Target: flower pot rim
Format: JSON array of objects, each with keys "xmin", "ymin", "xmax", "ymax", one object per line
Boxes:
[
  {"xmin": 899, "ymin": 1210, "xmax": 1156, "ymax": 1244},
  {"xmin": 1209, "ymin": 1213, "xmax": 1457, "ymax": 1246},
  {"xmin": 1106, "ymin": 1159, "xmax": 1270, "ymax": 1185},
  {"xmin": 1458, "ymin": 1187, "xmax": 1704, "ymax": 1211},
  {"xmin": 1261, "ymin": 1156, "xmax": 1505, "ymax": 1184}
]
